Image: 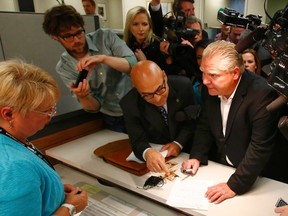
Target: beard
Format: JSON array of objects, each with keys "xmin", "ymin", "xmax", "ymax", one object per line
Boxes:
[{"xmin": 67, "ymin": 42, "xmax": 88, "ymax": 57}]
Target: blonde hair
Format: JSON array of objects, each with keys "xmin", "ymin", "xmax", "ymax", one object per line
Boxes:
[
  {"xmin": 123, "ymin": 6, "xmax": 158, "ymax": 46},
  {"xmin": 0, "ymin": 59, "xmax": 60, "ymax": 115},
  {"xmin": 202, "ymin": 40, "xmax": 244, "ymax": 73}
]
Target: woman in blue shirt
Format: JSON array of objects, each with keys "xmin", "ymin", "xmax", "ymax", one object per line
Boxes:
[{"xmin": 0, "ymin": 59, "xmax": 88, "ymax": 216}]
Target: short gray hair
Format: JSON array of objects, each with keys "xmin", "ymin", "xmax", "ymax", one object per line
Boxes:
[{"xmin": 202, "ymin": 40, "xmax": 244, "ymax": 73}]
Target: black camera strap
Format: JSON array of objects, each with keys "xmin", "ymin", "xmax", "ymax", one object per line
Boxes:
[{"xmin": 0, "ymin": 127, "xmax": 55, "ymax": 170}]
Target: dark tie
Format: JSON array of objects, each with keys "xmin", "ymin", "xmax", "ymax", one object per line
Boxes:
[{"xmin": 158, "ymin": 106, "xmax": 168, "ymax": 125}]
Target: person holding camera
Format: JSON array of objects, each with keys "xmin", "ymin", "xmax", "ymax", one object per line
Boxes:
[
  {"xmin": 149, "ymin": 0, "xmax": 208, "ymax": 38},
  {"xmin": 43, "ymin": 5, "xmax": 137, "ymax": 133}
]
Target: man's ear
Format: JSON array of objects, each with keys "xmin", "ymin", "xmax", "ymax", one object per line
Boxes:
[
  {"xmin": 233, "ymin": 67, "xmax": 242, "ymax": 80},
  {"xmin": 50, "ymin": 35, "xmax": 59, "ymax": 41}
]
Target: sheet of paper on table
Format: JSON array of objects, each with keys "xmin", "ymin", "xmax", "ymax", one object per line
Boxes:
[{"xmin": 166, "ymin": 178, "xmax": 213, "ymax": 210}]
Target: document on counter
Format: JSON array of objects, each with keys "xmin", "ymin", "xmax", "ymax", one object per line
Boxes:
[
  {"xmin": 166, "ymin": 178, "xmax": 213, "ymax": 210},
  {"xmin": 75, "ymin": 182, "xmax": 155, "ymax": 216}
]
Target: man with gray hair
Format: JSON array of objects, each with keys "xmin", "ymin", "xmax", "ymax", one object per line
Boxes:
[
  {"xmin": 185, "ymin": 16, "xmax": 204, "ymax": 46},
  {"xmin": 182, "ymin": 40, "xmax": 280, "ymax": 203}
]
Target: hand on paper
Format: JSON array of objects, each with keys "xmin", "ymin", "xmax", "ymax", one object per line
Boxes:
[
  {"xmin": 145, "ymin": 148, "xmax": 170, "ymax": 175},
  {"xmin": 205, "ymin": 183, "xmax": 236, "ymax": 204},
  {"xmin": 63, "ymin": 184, "xmax": 88, "ymax": 212},
  {"xmin": 181, "ymin": 158, "xmax": 200, "ymax": 175},
  {"xmin": 160, "ymin": 142, "xmax": 181, "ymax": 157}
]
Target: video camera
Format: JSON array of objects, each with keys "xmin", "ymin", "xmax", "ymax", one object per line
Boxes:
[
  {"xmin": 217, "ymin": 8, "xmax": 262, "ymax": 30},
  {"xmin": 217, "ymin": 5, "xmax": 288, "ymax": 102},
  {"xmin": 162, "ymin": 11, "xmax": 197, "ymax": 56}
]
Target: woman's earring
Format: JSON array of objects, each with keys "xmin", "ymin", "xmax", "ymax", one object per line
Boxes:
[{"xmin": 9, "ymin": 120, "xmax": 13, "ymax": 129}]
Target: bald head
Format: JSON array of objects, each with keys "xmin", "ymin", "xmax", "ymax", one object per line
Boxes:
[
  {"xmin": 131, "ymin": 60, "xmax": 168, "ymax": 106},
  {"xmin": 131, "ymin": 60, "xmax": 163, "ymax": 90}
]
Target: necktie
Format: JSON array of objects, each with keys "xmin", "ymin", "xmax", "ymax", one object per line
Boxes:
[{"xmin": 158, "ymin": 106, "xmax": 168, "ymax": 125}]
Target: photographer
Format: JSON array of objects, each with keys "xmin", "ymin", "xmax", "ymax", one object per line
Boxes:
[
  {"xmin": 148, "ymin": 0, "xmax": 208, "ymax": 39},
  {"xmin": 159, "ymin": 15, "xmax": 204, "ymax": 81}
]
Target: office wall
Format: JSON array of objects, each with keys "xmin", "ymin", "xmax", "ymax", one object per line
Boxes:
[
  {"xmin": 204, "ymin": 0, "xmax": 230, "ymax": 28},
  {"xmin": 0, "ymin": 12, "xmax": 98, "ymax": 116}
]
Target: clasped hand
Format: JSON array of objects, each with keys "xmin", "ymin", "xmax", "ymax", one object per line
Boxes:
[{"xmin": 63, "ymin": 184, "xmax": 88, "ymax": 213}]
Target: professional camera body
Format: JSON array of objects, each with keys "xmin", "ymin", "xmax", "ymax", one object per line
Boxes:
[
  {"xmin": 217, "ymin": 8, "xmax": 262, "ymax": 30},
  {"xmin": 162, "ymin": 11, "xmax": 197, "ymax": 56}
]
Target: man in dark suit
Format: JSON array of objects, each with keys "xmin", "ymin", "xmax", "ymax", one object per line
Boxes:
[
  {"xmin": 120, "ymin": 60, "xmax": 197, "ymax": 175},
  {"xmin": 182, "ymin": 40, "xmax": 280, "ymax": 204}
]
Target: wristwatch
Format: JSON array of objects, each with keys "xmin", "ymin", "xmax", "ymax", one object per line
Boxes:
[{"xmin": 61, "ymin": 203, "xmax": 76, "ymax": 216}]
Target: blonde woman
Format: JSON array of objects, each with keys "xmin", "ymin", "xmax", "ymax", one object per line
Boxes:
[
  {"xmin": 124, "ymin": 6, "xmax": 167, "ymax": 71},
  {"xmin": 0, "ymin": 59, "xmax": 88, "ymax": 215}
]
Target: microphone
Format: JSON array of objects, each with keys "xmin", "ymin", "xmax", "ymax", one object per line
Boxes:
[
  {"xmin": 266, "ymin": 94, "xmax": 288, "ymax": 112},
  {"xmin": 175, "ymin": 105, "xmax": 201, "ymax": 122},
  {"xmin": 235, "ymin": 27, "xmax": 267, "ymax": 53}
]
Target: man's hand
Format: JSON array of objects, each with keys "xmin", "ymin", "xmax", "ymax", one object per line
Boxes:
[
  {"xmin": 275, "ymin": 205, "xmax": 288, "ymax": 216},
  {"xmin": 145, "ymin": 148, "xmax": 169, "ymax": 175},
  {"xmin": 205, "ymin": 183, "xmax": 236, "ymax": 204},
  {"xmin": 70, "ymin": 78, "xmax": 90, "ymax": 98},
  {"xmin": 134, "ymin": 49, "xmax": 147, "ymax": 61},
  {"xmin": 181, "ymin": 158, "xmax": 200, "ymax": 175},
  {"xmin": 76, "ymin": 55, "xmax": 105, "ymax": 73},
  {"xmin": 160, "ymin": 41, "xmax": 170, "ymax": 55},
  {"xmin": 160, "ymin": 142, "xmax": 181, "ymax": 157}
]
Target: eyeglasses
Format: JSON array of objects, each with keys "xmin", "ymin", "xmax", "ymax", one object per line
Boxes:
[
  {"xmin": 59, "ymin": 29, "xmax": 85, "ymax": 42},
  {"xmin": 32, "ymin": 104, "xmax": 57, "ymax": 118},
  {"xmin": 141, "ymin": 76, "xmax": 166, "ymax": 100}
]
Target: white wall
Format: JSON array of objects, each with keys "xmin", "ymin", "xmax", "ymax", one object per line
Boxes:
[
  {"xmin": 244, "ymin": 0, "xmax": 266, "ymax": 24},
  {"xmin": 0, "ymin": 0, "xmax": 18, "ymax": 11},
  {"xmin": 122, "ymin": 0, "xmax": 146, "ymax": 28},
  {"xmin": 204, "ymin": 0, "xmax": 230, "ymax": 28}
]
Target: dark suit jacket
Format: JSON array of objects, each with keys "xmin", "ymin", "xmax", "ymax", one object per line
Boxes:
[
  {"xmin": 120, "ymin": 76, "xmax": 196, "ymax": 161},
  {"xmin": 190, "ymin": 70, "xmax": 279, "ymax": 194}
]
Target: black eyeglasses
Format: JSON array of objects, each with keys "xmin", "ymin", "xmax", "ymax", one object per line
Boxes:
[
  {"xmin": 141, "ymin": 76, "xmax": 166, "ymax": 100},
  {"xmin": 59, "ymin": 29, "xmax": 85, "ymax": 42}
]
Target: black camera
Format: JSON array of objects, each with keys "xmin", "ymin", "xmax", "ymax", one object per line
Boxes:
[
  {"xmin": 217, "ymin": 8, "xmax": 262, "ymax": 30},
  {"xmin": 162, "ymin": 11, "xmax": 196, "ymax": 56}
]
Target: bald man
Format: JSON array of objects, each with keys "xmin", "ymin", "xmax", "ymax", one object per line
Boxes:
[{"xmin": 120, "ymin": 60, "xmax": 197, "ymax": 175}]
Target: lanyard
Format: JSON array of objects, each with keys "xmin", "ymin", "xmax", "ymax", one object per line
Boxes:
[{"xmin": 0, "ymin": 127, "xmax": 55, "ymax": 170}]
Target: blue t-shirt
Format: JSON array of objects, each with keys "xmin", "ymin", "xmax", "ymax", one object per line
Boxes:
[{"xmin": 0, "ymin": 134, "xmax": 65, "ymax": 216}]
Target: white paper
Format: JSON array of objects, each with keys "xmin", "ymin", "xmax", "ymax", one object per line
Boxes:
[
  {"xmin": 126, "ymin": 143, "xmax": 168, "ymax": 163},
  {"xmin": 166, "ymin": 178, "xmax": 213, "ymax": 210}
]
